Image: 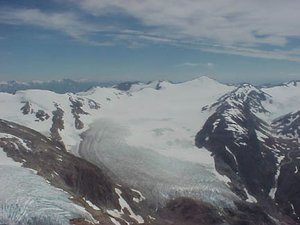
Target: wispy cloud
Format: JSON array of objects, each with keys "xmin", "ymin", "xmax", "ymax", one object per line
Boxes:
[
  {"xmin": 177, "ymin": 62, "xmax": 214, "ymax": 67},
  {"xmin": 73, "ymin": 0, "xmax": 300, "ymax": 47},
  {"xmin": 1, "ymin": 1, "xmax": 300, "ymax": 62},
  {"xmin": 0, "ymin": 7, "xmax": 116, "ymax": 45},
  {"xmin": 73, "ymin": 0, "xmax": 300, "ymax": 62},
  {"xmin": 207, "ymin": 62, "xmax": 214, "ymax": 67},
  {"xmin": 200, "ymin": 45, "xmax": 300, "ymax": 63},
  {"xmin": 0, "ymin": 8, "xmax": 83, "ymax": 37},
  {"xmin": 177, "ymin": 62, "xmax": 201, "ymax": 67}
]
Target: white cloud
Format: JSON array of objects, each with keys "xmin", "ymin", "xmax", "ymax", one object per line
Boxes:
[
  {"xmin": 70, "ymin": 0, "xmax": 300, "ymax": 61},
  {"xmin": 2, "ymin": 1, "xmax": 300, "ymax": 62},
  {"xmin": 177, "ymin": 62, "xmax": 215, "ymax": 67},
  {"xmin": 200, "ymin": 45, "xmax": 300, "ymax": 62},
  {"xmin": 0, "ymin": 7, "xmax": 115, "ymax": 45},
  {"xmin": 73, "ymin": 0, "xmax": 300, "ymax": 47},
  {"xmin": 0, "ymin": 8, "xmax": 82, "ymax": 36},
  {"xmin": 207, "ymin": 62, "xmax": 214, "ymax": 67},
  {"xmin": 177, "ymin": 62, "xmax": 201, "ymax": 67}
]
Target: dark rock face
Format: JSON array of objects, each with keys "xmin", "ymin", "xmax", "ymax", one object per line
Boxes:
[
  {"xmin": 196, "ymin": 85, "xmax": 277, "ymax": 199},
  {"xmin": 70, "ymin": 218, "xmax": 97, "ymax": 225},
  {"xmin": 157, "ymin": 197, "xmax": 222, "ymax": 225},
  {"xmin": 155, "ymin": 82, "xmax": 162, "ymax": 90},
  {"xmin": 50, "ymin": 105, "xmax": 65, "ymax": 146},
  {"xmin": 35, "ymin": 109, "xmax": 50, "ymax": 121},
  {"xmin": 87, "ymin": 99, "xmax": 101, "ymax": 110},
  {"xmin": 195, "ymin": 84, "xmax": 300, "ymax": 223},
  {"xmin": 69, "ymin": 97, "xmax": 88, "ymax": 130},
  {"xmin": 20, "ymin": 101, "xmax": 32, "ymax": 114},
  {"xmin": 156, "ymin": 197, "xmax": 283, "ymax": 225},
  {"xmin": 276, "ymin": 158, "xmax": 300, "ymax": 222},
  {"xmin": 271, "ymin": 111, "xmax": 300, "ymax": 221},
  {"xmin": 224, "ymin": 201, "xmax": 279, "ymax": 225},
  {"xmin": 114, "ymin": 81, "xmax": 139, "ymax": 91},
  {"xmin": 20, "ymin": 101, "xmax": 50, "ymax": 121}
]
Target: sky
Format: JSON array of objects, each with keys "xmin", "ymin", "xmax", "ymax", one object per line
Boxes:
[{"xmin": 1, "ymin": 0, "xmax": 300, "ymax": 84}]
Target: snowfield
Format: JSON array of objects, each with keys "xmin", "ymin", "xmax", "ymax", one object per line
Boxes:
[{"xmin": 262, "ymin": 81, "xmax": 300, "ymax": 119}]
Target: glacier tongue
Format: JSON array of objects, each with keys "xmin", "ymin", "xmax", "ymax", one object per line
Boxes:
[
  {"xmin": 79, "ymin": 119, "xmax": 238, "ymax": 209},
  {"xmin": 0, "ymin": 165, "xmax": 95, "ymax": 225}
]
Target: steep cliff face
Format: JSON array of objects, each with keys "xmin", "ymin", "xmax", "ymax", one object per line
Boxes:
[
  {"xmin": 271, "ymin": 111, "xmax": 300, "ymax": 221},
  {"xmin": 196, "ymin": 85, "xmax": 276, "ymax": 197},
  {"xmin": 195, "ymin": 84, "xmax": 300, "ymax": 223}
]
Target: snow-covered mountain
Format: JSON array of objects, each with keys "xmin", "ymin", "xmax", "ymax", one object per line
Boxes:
[{"xmin": 0, "ymin": 76, "xmax": 299, "ymax": 225}]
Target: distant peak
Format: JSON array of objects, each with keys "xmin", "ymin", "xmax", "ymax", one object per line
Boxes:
[
  {"xmin": 238, "ymin": 83, "xmax": 253, "ymax": 88},
  {"xmin": 235, "ymin": 83, "xmax": 263, "ymax": 92},
  {"xmin": 190, "ymin": 76, "xmax": 218, "ymax": 83},
  {"xmin": 203, "ymin": 82, "xmax": 270, "ymax": 114},
  {"xmin": 125, "ymin": 80, "xmax": 173, "ymax": 92},
  {"xmin": 180, "ymin": 76, "xmax": 223, "ymax": 87},
  {"xmin": 231, "ymin": 83, "xmax": 268, "ymax": 100},
  {"xmin": 285, "ymin": 80, "xmax": 300, "ymax": 87}
]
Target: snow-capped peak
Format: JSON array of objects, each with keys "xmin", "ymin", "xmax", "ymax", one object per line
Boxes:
[
  {"xmin": 189, "ymin": 75, "xmax": 218, "ymax": 83},
  {"xmin": 231, "ymin": 83, "xmax": 267, "ymax": 100},
  {"xmin": 282, "ymin": 80, "xmax": 300, "ymax": 87},
  {"xmin": 128, "ymin": 80, "xmax": 172, "ymax": 92},
  {"xmin": 203, "ymin": 83, "xmax": 270, "ymax": 116},
  {"xmin": 179, "ymin": 76, "xmax": 222, "ymax": 87}
]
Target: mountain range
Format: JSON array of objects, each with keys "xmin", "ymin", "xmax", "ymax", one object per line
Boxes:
[
  {"xmin": 0, "ymin": 79, "xmax": 117, "ymax": 94},
  {"xmin": 0, "ymin": 76, "xmax": 299, "ymax": 225}
]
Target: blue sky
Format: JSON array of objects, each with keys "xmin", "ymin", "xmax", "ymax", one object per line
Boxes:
[{"xmin": 1, "ymin": 0, "xmax": 300, "ymax": 84}]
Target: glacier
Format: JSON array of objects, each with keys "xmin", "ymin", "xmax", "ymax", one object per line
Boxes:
[{"xmin": 79, "ymin": 119, "xmax": 239, "ymax": 209}]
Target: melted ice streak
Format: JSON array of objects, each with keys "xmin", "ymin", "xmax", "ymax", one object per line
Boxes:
[
  {"xmin": 0, "ymin": 149, "xmax": 95, "ymax": 225},
  {"xmin": 131, "ymin": 189, "xmax": 146, "ymax": 203},
  {"xmin": 80, "ymin": 120, "xmax": 238, "ymax": 209},
  {"xmin": 0, "ymin": 133, "xmax": 32, "ymax": 152},
  {"xmin": 84, "ymin": 198, "xmax": 100, "ymax": 211},
  {"xmin": 244, "ymin": 188, "xmax": 258, "ymax": 203},
  {"xmin": 107, "ymin": 188, "xmax": 144, "ymax": 224}
]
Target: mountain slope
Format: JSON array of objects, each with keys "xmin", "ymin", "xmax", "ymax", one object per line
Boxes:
[
  {"xmin": 0, "ymin": 119, "xmax": 148, "ymax": 225},
  {"xmin": 196, "ymin": 83, "xmax": 300, "ymax": 222}
]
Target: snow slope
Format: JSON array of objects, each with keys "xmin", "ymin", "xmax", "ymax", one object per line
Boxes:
[
  {"xmin": 0, "ymin": 88, "xmax": 126, "ymax": 153},
  {"xmin": 262, "ymin": 81, "xmax": 300, "ymax": 119},
  {"xmin": 98, "ymin": 77, "xmax": 234, "ymax": 160}
]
